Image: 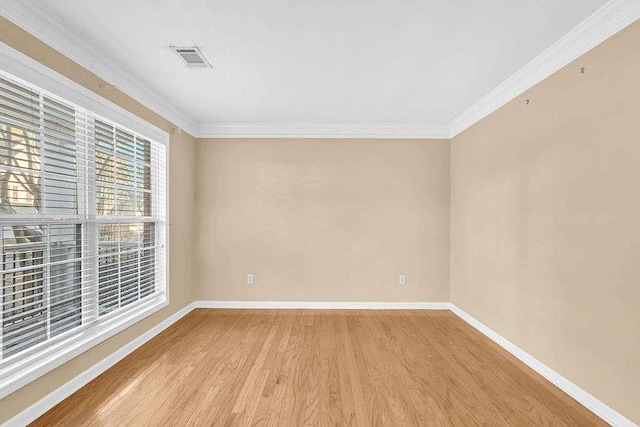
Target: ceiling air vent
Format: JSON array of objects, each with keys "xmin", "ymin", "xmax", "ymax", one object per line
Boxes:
[{"xmin": 170, "ymin": 46, "xmax": 212, "ymax": 68}]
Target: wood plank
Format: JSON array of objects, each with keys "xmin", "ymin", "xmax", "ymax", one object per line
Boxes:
[{"xmin": 31, "ymin": 309, "xmax": 607, "ymax": 426}]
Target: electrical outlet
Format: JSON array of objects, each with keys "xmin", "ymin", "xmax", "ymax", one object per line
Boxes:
[
  {"xmin": 399, "ymin": 274, "xmax": 407, "ymax": 286},
  {"xmin": 247, "ymin": 273, "xmax": 254, "ymax": 285}
]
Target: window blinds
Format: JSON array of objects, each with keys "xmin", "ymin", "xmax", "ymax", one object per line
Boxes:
[{"xmin": 0, "ymin": 72, "xmax": 166, "ymax": 365}]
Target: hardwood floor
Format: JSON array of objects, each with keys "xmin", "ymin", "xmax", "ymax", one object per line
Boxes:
[{"xmin": 33, "ymin": 309, "xmax": 605, "ymax": 426}]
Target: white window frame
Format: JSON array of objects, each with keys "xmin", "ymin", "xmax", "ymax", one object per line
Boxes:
[{"xmin": 0, "ymin": 41, "xmax": 170, "ymax": 399}]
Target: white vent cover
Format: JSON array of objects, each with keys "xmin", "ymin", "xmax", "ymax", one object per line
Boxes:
[{"xmin": 170, "ymin": 46, "xmax": 212, "ymax": 68}]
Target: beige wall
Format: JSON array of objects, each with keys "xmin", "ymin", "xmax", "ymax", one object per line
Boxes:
[
  {"xmin": 451, "ymin": 21, "xmax": 640, "ymax": 423},
  {"xmin": 195, "ymin": 138, "xmax": 450, "ymax": 302},
  {"xmin": 2, "ymin": 9, "xmax": 639, "ymax": 425},
  {"xmin": 0, "ymin": 18, "xmax": 197, "ymax": 423}
]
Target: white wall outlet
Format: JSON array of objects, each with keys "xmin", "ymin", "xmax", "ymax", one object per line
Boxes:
[
  {"xmin": 247, "ymin": 273, "xmax": 254, "ymax": 285},
  {"xmin": 399, "ymin": 274, "xmax": 407, "ymax": 286}
]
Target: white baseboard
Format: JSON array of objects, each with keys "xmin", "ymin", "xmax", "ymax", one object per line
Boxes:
[
  {"xmin": 5, "ymin": 301, "xmax": 635, "ymax": 427},
  {"xmin": 194, "ymin": 300, "xmax": 451, "ymax": 310},
  {"xmin": 450, "ymin": 304, "xmax": 637, "ymax": 427},
  {"xmin": 3, "ymin": 302, "xmax": 197, "ymax": 427}
]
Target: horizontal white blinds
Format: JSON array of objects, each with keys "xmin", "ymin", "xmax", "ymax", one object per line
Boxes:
[
  {"xmin": 94, "ymin": 117, "xmax": 166, "ymax": 319},
  {"xmin": 0, "ymin": 71, "xmax": 166, "ymax": 365},
  {"xmin": 98, "ymin": 222, "xmax": 157, "ymax": 316},
  {"xmin": 1, "ymin": 224, "xmax": 82, "ymax": 357},
  {"xmin": 0, "ymin": 78, "xmax": 81, "ymax": 218}
]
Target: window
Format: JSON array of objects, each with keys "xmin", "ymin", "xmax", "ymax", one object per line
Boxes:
[{"xmin": 0, "ymin": 68, "xmax": 167, "ymax": 396}]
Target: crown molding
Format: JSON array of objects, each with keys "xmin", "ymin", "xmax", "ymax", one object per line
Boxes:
[
  {"xmin": 1, "ymin": 0, "xmax": 638, "ymax": 140},
  {"xmin": 195, "ymin": 122, "xmax": 453, "ymax": 139},
  {"xmin": 194, "ymin": 0, "xmax": 640, "ymax": 140},
  {"xmin": 0, "ymin": 42, "xmax": 169, "ymax": 145},
  {"xmin": 0, "ymin": 0, "xmax": 198, "ymax": 136},
  {"xmin": 449, "ymin": 0, "xmax": 640, "ymax": 137}
]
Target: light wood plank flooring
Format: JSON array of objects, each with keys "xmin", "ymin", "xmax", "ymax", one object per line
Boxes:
[{"xmin": 33, "ymin": 309, "xmax": 605, "ymax": 426}]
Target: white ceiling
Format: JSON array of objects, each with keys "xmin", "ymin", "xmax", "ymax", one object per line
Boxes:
[{"xmin": 2, "ymin": 0, "xmax": 622, "ymax": 136}]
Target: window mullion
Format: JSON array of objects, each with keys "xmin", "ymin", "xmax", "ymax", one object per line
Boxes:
[
  {"xmin": 0, "ymin": 228, "xmax": 4, "ymax": 360},
  {"xmin": 112, "ymin": 126, "xmax": 122, "ymax": 312},
  {"xmin": 77, "ymin": 110, "xmax": 98, "ymax": 325},
  {"xmin": 117, "ymin": 223, "xmax": 122, "ymax": 311},
  {"xmin": 138, "ymin": 235, "xmax": 142, "ymax": 302},
  {"xmin": 134, "ymin": 136, "xmax": 141, "ymax": 302},
  {"xmin": 38, "ymin": 92, "xmax": 45, "ymax": 216},
  {"xmin": 44, "ymin": 225, "xmax": 51, "ymax": 340},
  {"xmin": 38, "ymin": 93, "xmax": 51, "ymax": 341}
]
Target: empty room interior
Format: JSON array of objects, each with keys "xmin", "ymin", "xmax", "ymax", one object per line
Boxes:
[{"xmin": 0, "ymin": 0, "xmax": 639, "ymax": 425}]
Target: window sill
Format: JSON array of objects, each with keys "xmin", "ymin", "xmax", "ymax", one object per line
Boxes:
[{"xmin": 0, "ymin": 295, "xmax": 168, "ymax": 400}]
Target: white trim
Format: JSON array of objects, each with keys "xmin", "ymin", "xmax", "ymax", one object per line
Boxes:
[
  {"xmin": 0, "ymin": 297, "xmax": 168, "ymax": 401},
  {"xmin": 4, "ymin": 302, "xmax": 636, "ymax": 426},
  {"xmin": 2, "ymin": 302, "xmax": 196, "ymax": 427},
  {"xmin": 0, "ymin": 42, "xmax": 169, "ymax": 145},
  {"xmin": 195, "ymin": 301, "xmax": 451, "ymax": 309},
  {"xmin": 187, "ymin": 0, "xmax": 640, "ymax": 141},
  {"xmin": 2, "ymin": 1, "xmax": 639, "ymax": 140},
  {"xmin": 449, "ymin": 0, "xmax": 640, "ymax": 137},
  {"xmin": 0, "ymin": 60, "xmax": 171, "ymax": 400},
  {"xmin": 450, "ymin": 304, "xmax": 637, "ymax": 427},
  {"xmin": 0, "ymin": 0, "xmax": 197, "ymax": 136},
  {"xmin": 195, "ymin": 122, "xmax": 453, "ymax": 139}
]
